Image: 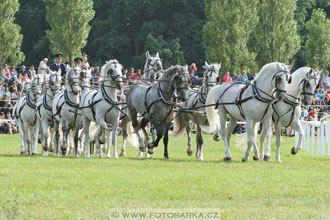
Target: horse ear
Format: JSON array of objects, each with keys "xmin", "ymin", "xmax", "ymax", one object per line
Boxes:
[
  {"xmin": 204, "ymin": 61, "xmax": 209, "ymax": 69},
  {"xmin": 287, "ymin": 64, "xmax": 293, "ymax": 71},
  {"xmin": 156, "ymin": 52, "xmax": 159, "ymax": 58},
  {"xmin": 217, "ymin": 63, "xmax": 222, "ymax": 71},
  {"xmin": 146, "ymin": 51, "xmax": 150, "ymax": 59}
]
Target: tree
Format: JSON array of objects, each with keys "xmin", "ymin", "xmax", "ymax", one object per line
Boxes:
[
  {"xmin": 84, "ymin": 0, "xmax": 205, "ymax": 69},
  {"xmin": 203, "ymin": 0, "xmax": 258, "ymax": 75},
  {"xmin": 16, "ymin": 0, "xmax": 50, "ymax": 66},
  {"xmin": 304, "ymin": 8, "xmax": 330, "ymax": 70},
  {"xmin": 43, "ymin": 0, "xmax": 95, "ymax": 62},
  {"xmin": 0, "ymin": 0, "xmax": 25, "ymax": 67},
  {"xmin": 249, "ymin": 0, "xmax": 301, "ymax": 69},
  {"xmin": 133, "ymin": 34, "xmax": 184, "ymax": 69}
]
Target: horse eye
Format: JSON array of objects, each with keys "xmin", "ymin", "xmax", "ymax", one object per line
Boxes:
[{"xmin": 277, "ymin": 77, "xmax": 282, "ymax": 82}]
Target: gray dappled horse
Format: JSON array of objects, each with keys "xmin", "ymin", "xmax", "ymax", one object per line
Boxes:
[
  {"xmin": 171, "ymin": 62, "xmax": 221, "ymax": 160},
  {"xmin": 127, "ymin": 65, "xmax": 190, "ymax": 160}
]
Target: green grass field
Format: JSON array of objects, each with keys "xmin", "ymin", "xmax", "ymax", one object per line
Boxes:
[{"xmin": 0, "ymin": 133, "xmax": 329, "ymax": 219}]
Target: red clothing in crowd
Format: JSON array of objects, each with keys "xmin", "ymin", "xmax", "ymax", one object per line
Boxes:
[
  {"xmin": 127, "ymin": 72, "xmax": 137, "ymax": 80},
  {"xmin": 222, "ymin": 74, "xmax": 230, "ymax": 82},
  {"xmin": 189, "ymin": 66, "xmax": 197, "ymax": 76},
  {"xmin": 5, "ymin": 69, "xmax": 10, "ymax": 78},
  {"xmin": 309, "ymin": 111, "xmax": 316, "ymax": 119}
]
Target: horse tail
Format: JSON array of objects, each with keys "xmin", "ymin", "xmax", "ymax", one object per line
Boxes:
[
  {"xmin": 170, "ymin": 112, "xmax": 186, "ymax": 137},
  {"xmin": 126, "ymin": 121, "xmax": 139, "ymax": 148},
  {"xmin": 202, "ymin": 86, "xmax": 220, "ymax": 134}
]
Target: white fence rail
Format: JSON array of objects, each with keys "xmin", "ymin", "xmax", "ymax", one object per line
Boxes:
[{"xmin": 295, "ymin": 115, "xmax": 330, "ymax": 156}]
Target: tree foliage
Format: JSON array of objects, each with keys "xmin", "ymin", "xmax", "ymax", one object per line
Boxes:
[
  {"xmin": 304, "ymin": 8, "xmax": 330, "ymax": 70},
  {"xmin": 203, "ymin": 0, "xmax": 258, "ymax": 74},
  {"xmin": 249, "ymin": 0, "xmax": 301, "ymax": 69},
  {"xmin": 0, "ymin": 0, "xmax": 25, "ymax": 67},
  {"xmin": 43, "ymin": 0, "xmax": 95, "ymax": 62}
]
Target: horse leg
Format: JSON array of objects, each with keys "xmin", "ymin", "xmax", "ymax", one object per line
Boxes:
[
  {"xmin": 31, "ymin": 122, "xmax": 39, "ymax": 156},
  {"xmin": 259, "ymin": 126, "xmax": 266, "ymax": 161},
  {"xmin": 163, "ymin": 123, "xmax": 171, "ymax": 160},
  {"xmin": 53, "ymin": 120, "xmax": 60, "ymax": 157},
  {"xmin": 74, "ymin": 128, "xmax": 79, "ymax": 158},
  {"xmin": 196, "ymin": 125, "xmax": 204, "ymax": 160},
  {"xmin": 275, "ymin": 124, "xmax": 282, "ymax": 163},
  {"xmin": 23, "ymin": 123, "xmax": 30, "ymax": 156},
  {"xmin": 263, "ymin": 118, "xmax": 273, "ymax": 162},
  {"xmin": 242, "ymin": 119, "xmax": 255, "ymax": 162},
  {"xmin": 83, "ymin": 117, "xmax": 91, "ymax": 159},
  {"xmin": 105, "ymin": 128, "xmax": 112, "ymax": 158},
  {"xmin": 291, "ymin": 120, "xmax": 304, "ymax": 155},
  {"xmin": 119, "ymin": 117, "xmax": 128, "ymax": 157},
  {"xmin": 218, "ymin": 108, "xmax": 231, "ymax": 161},
  {"xmin": 18, "ymin": 122, "xmax": 25, "ymax": 155},
  {"xmin": 61, "ymin": 119, "xmax": 69, "ymax": 156},
  {"xmin": 41, "ymin": 120, "xmax": 49, "ymax": 156},
  {"xmin": 186, "ymin": 126, "xmax": 193, "ymax": 156},
  {"xmin": 226, "ymin": 116, "xmax": 237, "ymax": 159},
  {"xmin": 111, "ymin": 120, "xmax": 119, "ymax": 159},
  {"xmin": 147, "ymin": 122, "xmax": 163, "ymax": 155},
  {"xmin": 131, "ymin": 112, "xmax": 145, "ymax": 153},
  {"xmin": 140, "ymin": 118, "xmax": 150, "ymax": 158}
]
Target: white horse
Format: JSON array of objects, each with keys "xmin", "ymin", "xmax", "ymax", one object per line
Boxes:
[
  {"xmin": 259, "ymin": 67, "xmax": 321, "ymax": 162},
  {"xmin": 14, "ymin": 74, "xmax": 43, "ymax": 155},
  {"xmin": 52, "ymin": 68, "xmax": 82, "ymax": 157},
  {"xmin": 80, "ymin": 60, "xmax": 124, "ymax": 159},
  {"xmin": 171, "ymin": 61, "xmax": 221, "ymax": 160},
  {"xmin": 142, "ymin": 51, "xmax": 163, "ymax": 81},
  {"xmin": 13, "ymin": 76, "xmax": 33, "ymax": 154},
  {"xmin": 205, "ymin": 62, "xmax": 291, "ymax": 162},
  {"xmin": 36, "ymin": 70, "xmax": 62, "ymax": 156}
]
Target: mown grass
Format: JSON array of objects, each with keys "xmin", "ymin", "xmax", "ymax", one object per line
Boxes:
[{"xmin": 0, "ymin": 133, "xmax": 329, "ymax": 219}]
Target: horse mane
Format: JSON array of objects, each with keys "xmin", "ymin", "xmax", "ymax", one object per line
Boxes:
[
  {"xmin": 159, "ymin": 65, "xmax": 179, "ymax": 80},
  {"xmin": 254, "ymin": 62, "xmax": 286, "ymax": 81},
  {"xmin": 101, "ymin": 59, "xmax": 120, "ymax": 77}
]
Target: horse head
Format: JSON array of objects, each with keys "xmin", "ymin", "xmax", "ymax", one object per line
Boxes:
[
  {"xmin": 203, "ymin": 61, "xmax": 221, "ymax": 92},
  {"xmin": 66, "ymin": 67, "xmax": 81, "ymax": 95},
  {"xmin": 102, "ymin": 59, "xmax": 123, "ymax": 90},
  {"xmin": 300, "ymin": 68, "xmax": 322, "ymax": 105},
  {"xmin": 145, "ymin": 51, "xmax": 163, "ymax": 80},
  {"xmin": 173, "ymin": 65, "xmax": 190, "ymax": 102}
]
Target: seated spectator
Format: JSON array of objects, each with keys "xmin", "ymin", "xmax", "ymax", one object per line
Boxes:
[
  {"xmin": 326, "ymin": 91, "xmax": 330, "ymax": 104},
  {"xmin": 82, "ymin": 57, "xmax": 90, "ymax": 69},
  {"xmin": 232, "ymin": 72, "xmax": 240, "ymax": 81},
  {"xmin": 1, "ymin": 94, "xmax": 14, "ymax": 114},
  {"xmin": 10, "ymin": 87, "xmax": 20, "ymax": 103},
  {"xmin": 324, "ymin": 81, "xmax": 330, "ymax": 90},
  {"xmin": 0, "ymin": 111, "xmax": 16, "ymax": 134},
  {"xmin": 18, "ymin": 65, "xmax": 27, "ymax": 79},
  {"xmin": 136, "ymin": 69, "xmax": 142, "ymax": 81},
  {"xmin": 312, "ymin": 93, "xmax": 319, "ymax": 105},
  {"xmin": 9, "ymin": 66, "xmax": 18, "ymax": 82},
  {"xmin": 189, "ymin": 63, "xmax": 199, "ymax": 84},
  {"xmin": 317, "ymin": 89, "xmax": 325, "ymax": 105},
  {"xmin": 300, "ymin": 106, "xmax": 308, "ymax": 120},
  {"xmin": 308, "ymin": 107, "xmax": 317, "ymax": 121},
  {"xmin": 222, "ymin": 72, "xmax": 231, "ymax": 82},
  {"xmin": 127, "ymin": 67, "xmax": 137, "ymax": 85},
  {"xmin": 249, "ymin": 72, "xmax": 257, "ymax": 81},
  {"xmin": 240, "ymin": 71, "xmax": 248, "ymax": 83},
  {"xmin": 2, "ymin": 85, "xmax": 10, "ymax": 98},
  {"xmin": 0, "ymin": 78, "xmax": 4, "ymax": 92},
  {"xmin": 1, "ymin": 64, "xmax": 12, "ymax": 85},
  {"xmin": 28, "ymin": 65, "xmax": 36, "ymax": 78},
  {"xmin": 92, "ymin": 66, "xmax": 100, "ymax": 87}
]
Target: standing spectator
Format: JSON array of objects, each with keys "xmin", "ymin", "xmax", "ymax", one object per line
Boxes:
[
  {"xmin": 82, "ymin": 57, "xmax": 90, "ymax": 69},
  {"xmin": 127, "ymin": 67, "xmax": 137, "ymax": 85},
  {"xmin": 38, "ymin": 58, "xmax": 49, "ymax": 81},
  {"xmin": 92, "ymin": 66, "xmax": 100, "ymax": 87},
  {"xmin": 300, "ymin": 106, "xmax": 308, "ymax": 120},
  {"xmin": 28, "ymin": 65, "xmax": 36, "ymax": 79},
  {"xmin": 240, "ymin": 71, "xmax": 248, "ymax": 83},
  {"xmin": 232, "ymin": 72, "xmax": 240, "ymax": 81},
  {"xmin": 322, "ymin": 71, "xmax": 329, "ymax": 88},
  {"xmin": 18, "ymin": 65, "xmax": 28, "ymax": 78},
  {"xmin": 136, "ymin": 69, "xmax": 142, "ymax": 81},
  {"xmin": 308, "ymin": 107, "xmax": 317, "ymax": 121},
  {"xmin": 1, "ymin": 64, "xmax": 12, "ymax": 85},
  {"xmin": 49, "ymin": 54, "xmax": 67, "ymax": 79},
  {"xmin": 222, "ymin": 72, "xmax": 231, "ymax": 82}
]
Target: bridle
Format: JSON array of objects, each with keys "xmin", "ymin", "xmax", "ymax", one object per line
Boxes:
[
  {"xmin": 299, "ymin": 71, "xmax": 317, "ymax": 97},
  {"xmin": 66, "ymin": 69, "xmax": 81, "ymax": 94}
]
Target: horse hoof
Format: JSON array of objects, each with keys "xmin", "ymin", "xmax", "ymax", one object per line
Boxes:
[
  {"xmin": 148, "ymin": 148, "xmax": 154, "ymax": 155},
  {"xmin": 263, "ymin": 155, "xmax": 270, "ymax": 162},
  {"xmin": 242, "ymin": 157, "xmax": 248, "ymax": 162},
  {"xmin": 139, "ymin": 147, "xmax": 146, "ymax": 152},
  {"xmin": 20, "ymin": 152, "xmax": 24, "ymax": 155},
  {"xmin": 253, "ymin": 155, "xmax": 259, "ymax": 161},
  {"xmin": 31, "ymin": 153, "xmax": 37, "ymax": 156},
  {"xmin": 119, "ymin": 151, "xmax": 126, "ymax": 157},
  {"xmin": 213, "ymin": 134, "xmax": 220, "ymax": 142},
  {"xmin": 165, "ymin": 156, "xmax": 171, "ymax": 160},
  {"xmin": 106, "ymin": 154, "xmax": 110, "ymax": 158},
  {"xmin": 223, "ymin": 157, "xmax": 232, "ymax": 161},
  {"xmin": 146, "ymin": 153, "xmax": 150, "ymax": 158},
  {"xmin": 197, "ymin": 156, "xmax": 204, "ymax": 161},
  {"xmin": 291, "ymin": 147, "xmax": 297, "ymax": 155},
  {"xmin": 61, "ymin": 151, "xmax": 67, "ymax": 156},
  {"xmin": 187, "ymin": 151, "xmax": 193, "ymax": 156}
]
